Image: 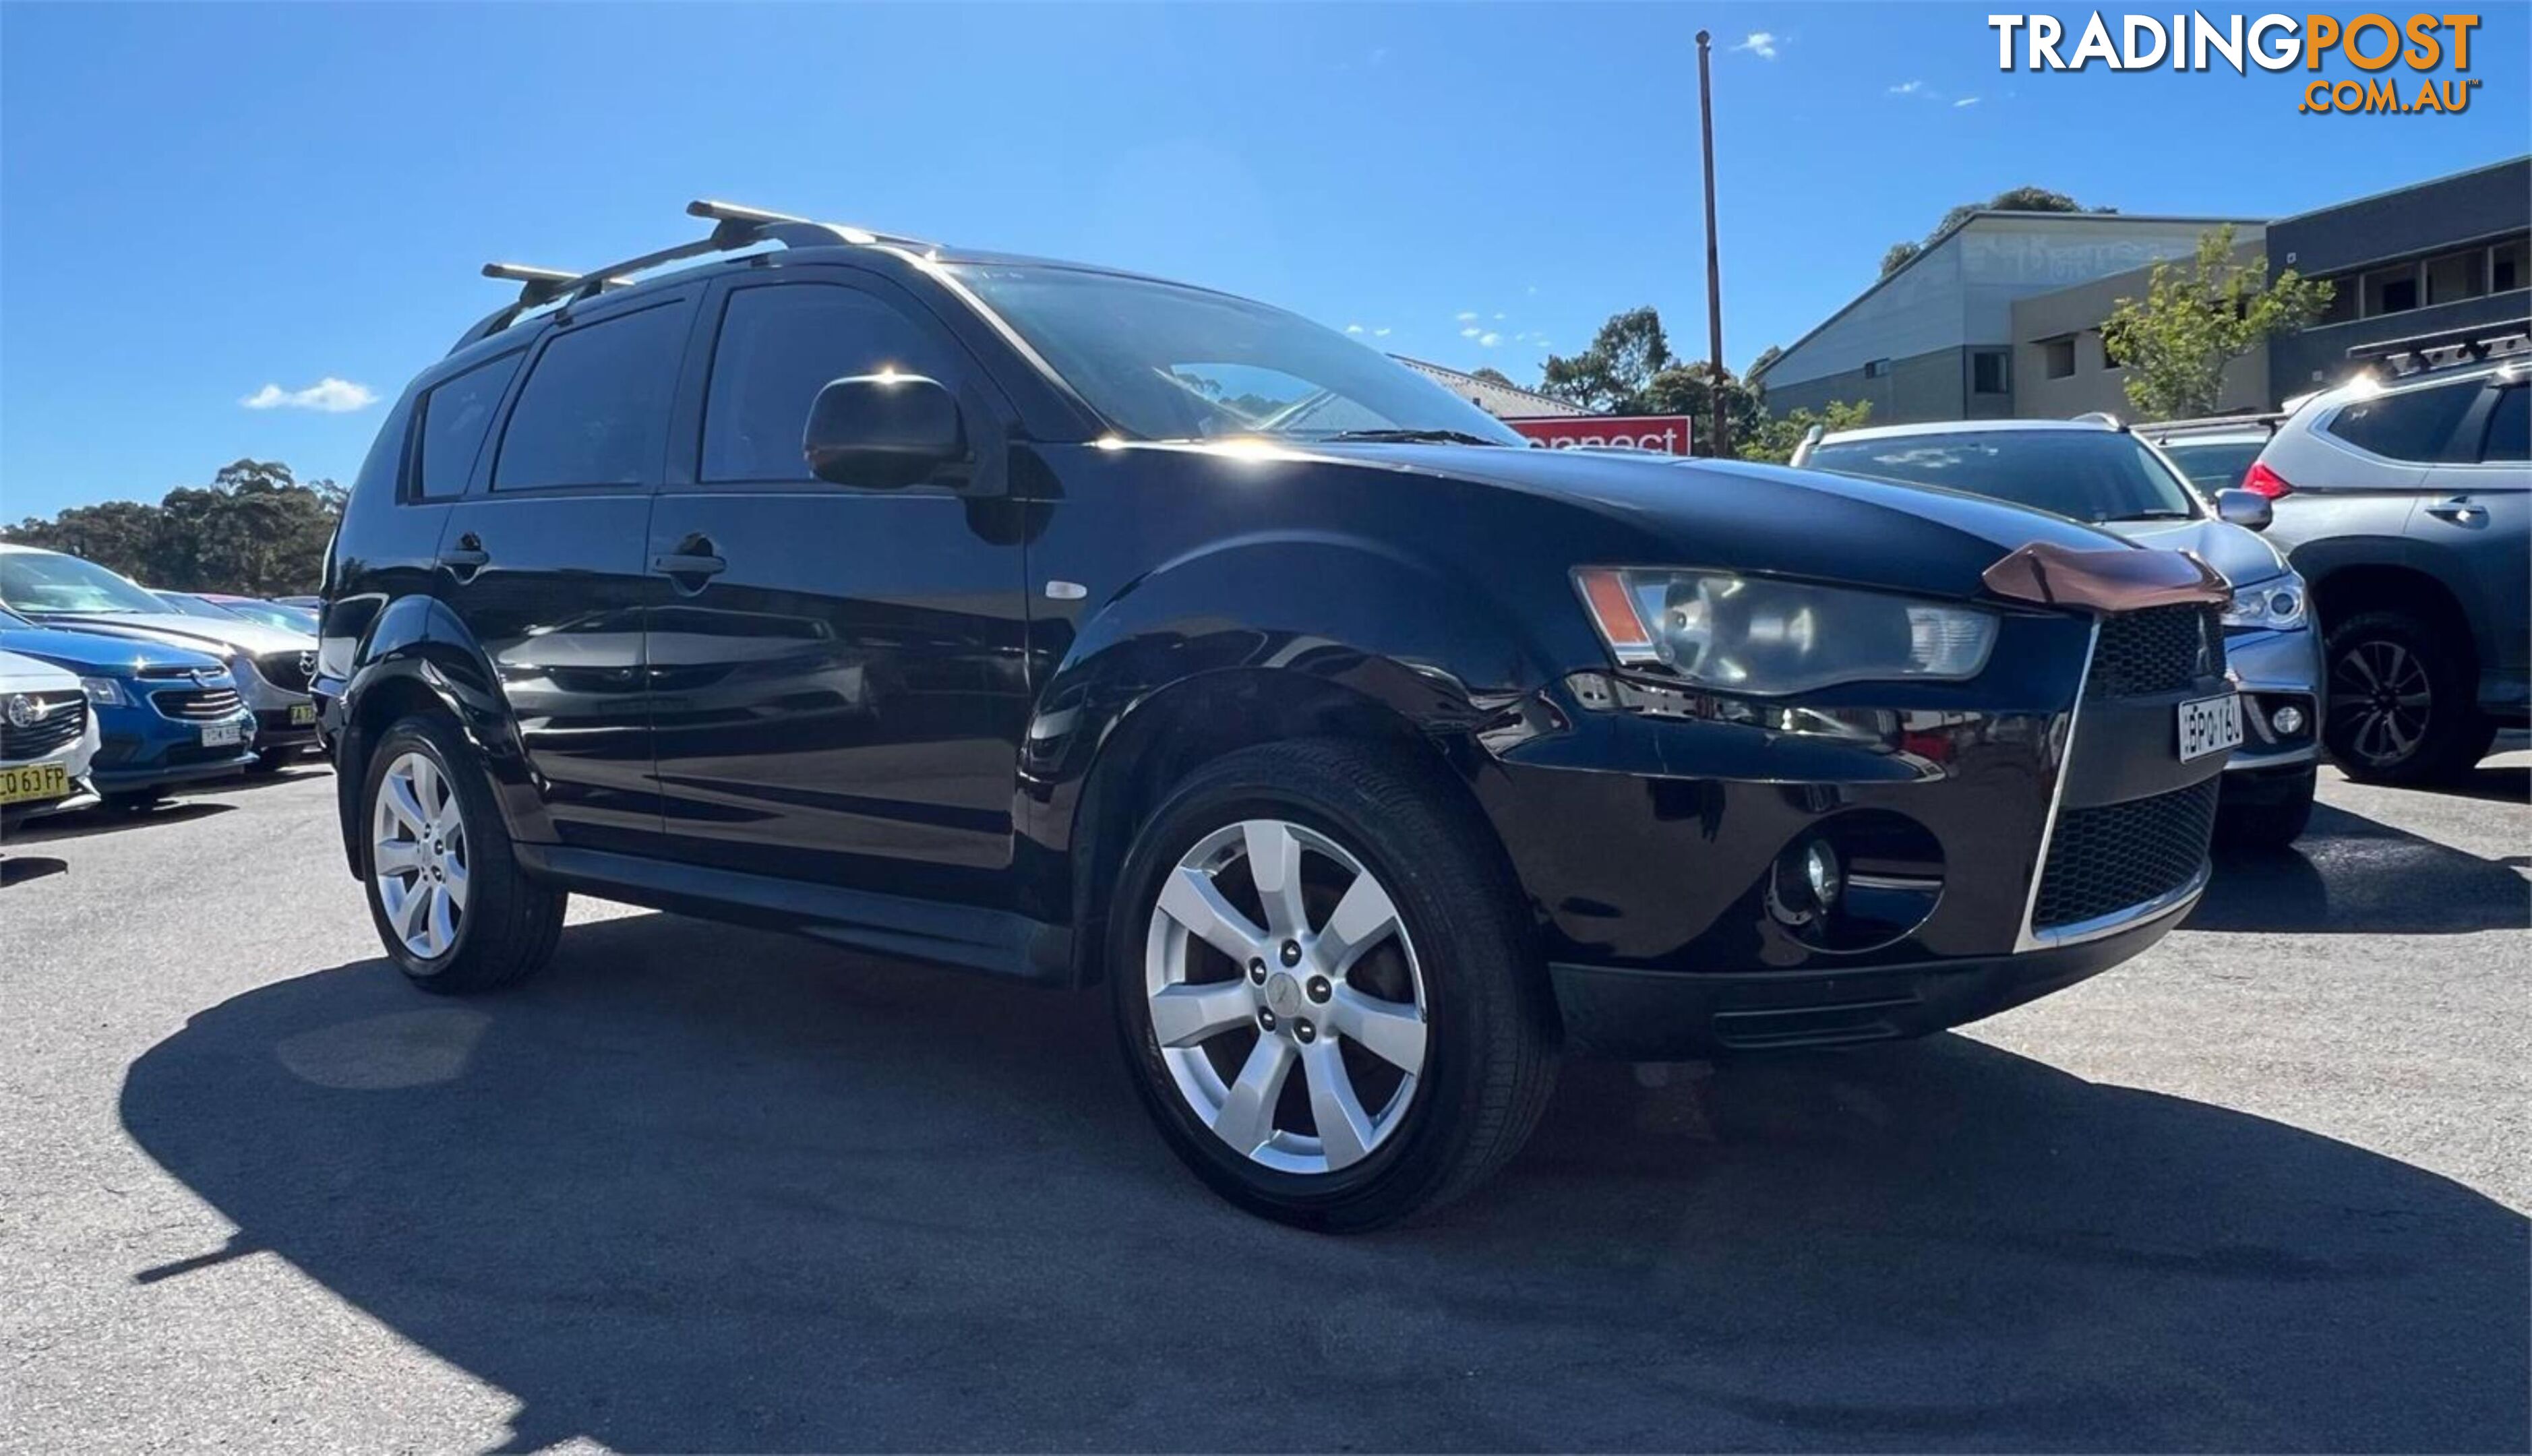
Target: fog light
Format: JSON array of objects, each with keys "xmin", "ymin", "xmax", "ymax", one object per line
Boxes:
[
  {"xmin": 1804, "ymin": 840, "xmax": 1843, "ymax": 910},
  {"xmin": 2272, "ymin": 704, "xmax": 2306, "ymax": 737},
  {"xmin": 1768, "ymin": 837, "xmax": 1844, "ymax": 928}
]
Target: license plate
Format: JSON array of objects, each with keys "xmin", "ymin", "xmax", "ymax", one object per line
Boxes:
[
  {"xmin": 202, "ymin": 719, "xmax": 243, "ymax": 748},
  {"xmin": 289, "ymin": 703, "xmax": 317, "ymax": 726},
  {"xmin": 0, "ymin": 762, "xmax": 70, "ymax": 806},
  {"xmin": 2178, "ymin": 692, "xmax": 2243, "ymax": 762}
]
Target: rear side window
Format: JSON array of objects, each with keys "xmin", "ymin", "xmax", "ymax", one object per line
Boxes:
[
  {"xmin": 493, "ymin": 303, "xmax": 690, "ymax": 491},
  {"xmin": 701, "ymin": 284, "xmax": 953, "ymax": 483},
  {"xmin": 2157, "ymin": 438, "xmax": 2264, "ymax": 495},
  {"xmin": 2324, "ymin": 380, "xmax": 2480, "ymax": 462},
  {"xmin": 413, "ymin": 351, "xmax": 522, "ymax": 499},
  {"xmin": 2481, "ymin": 386, "xmax": 2528, "ymax": 464}
]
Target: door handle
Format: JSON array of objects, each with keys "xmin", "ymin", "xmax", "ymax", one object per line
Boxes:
[
  {"xmin": 2425, "ymin": 496, "xmax": 2486, "ymax": 524},
  {"xmin": 651, "ymin": 552, "xmax": 727, "ymax": 576},
  {"xmin": 438, "ymin": 534, "xmax": 489, "ymax": 580}
]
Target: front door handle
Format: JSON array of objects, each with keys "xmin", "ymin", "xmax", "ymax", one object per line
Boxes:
[
  {"xmin": 651, "ymin": 552, "xmax": 727, "ymax": 576},
  {"xmin": 439, "ymin": 534, "xmax": 489, "ymax": 580},
  {"xmin": 2425, "ymin": 495, "xmax": 2486, "ymax": 524}
]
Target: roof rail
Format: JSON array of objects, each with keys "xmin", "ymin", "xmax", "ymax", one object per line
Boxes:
[
  {"xmin": 2134, "ymin": 410, "xmax": 2287, "ymax": 435},
  {"xmin": 2069, "ymin": 410, "xmax": 2127, "ymax": 431},
  {"xmin": 2346, "ymin": 317, "xmax": 2532, "ymax": 377},
  {"xmin": 448, "ymin": 199, "xmax": 928, "ymax": 354}
]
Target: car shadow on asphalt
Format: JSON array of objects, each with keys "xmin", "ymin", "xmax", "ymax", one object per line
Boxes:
[
  {"xmin": 0, "ymin": 853, "xmax": 69, "ymax": 886},
  {"xmin": 3, "ymin": 800, "xmax": 233, "ymax": 845},
  {"xmin": 119, "ymin": 913, "xmax": 2527, "ymax": 1453},
  {"xmin": 2190, "ymin": 801, "xmax": 2531, "ymax": 936}
]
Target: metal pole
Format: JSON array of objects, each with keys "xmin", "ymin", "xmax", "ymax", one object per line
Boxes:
[{"xmin": 1695, "ymin": 29, "xmax": 1728, "ymax": 458}]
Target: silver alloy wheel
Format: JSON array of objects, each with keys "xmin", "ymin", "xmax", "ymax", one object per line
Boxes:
[
  {"xmin": 371, "ymin": 750, "xmax": 468, "ymax": 960},
  {"xmin": 1144, "ymin": 819, "xmax": 1428, "ymax": 1175},
  {"xmin": 2330, "ymin": 638, "xmax": 2432, "ymax": 766}
]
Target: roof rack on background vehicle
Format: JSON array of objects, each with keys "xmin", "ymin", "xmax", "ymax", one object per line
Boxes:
[
  {"xmin": 2138, "ymin": 411, "xmax": 2288, "ymax": 436},
  {"xmin": 448, "ymin": 199, "xmax": 940, "ymax": 353},
  {"xmin": 2345, "ymin": 318, "xmax": 2532, "ymax": 379}
]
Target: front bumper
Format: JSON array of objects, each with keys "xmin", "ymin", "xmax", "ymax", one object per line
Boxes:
[
  {"xmin": 1548, "ymin": 880, "xmax": 2192, "ymax": 1056},
  {"xmin": 2223, "ymin": 626, "xmax": 2322, "ymax": 771},
  {"xmin": 234, "ymin": 659, "xmax": 319, "ymax": 750},
  {"xmin": 1, "ymin": 712, "xmax": 102, "ymax": 824},
  {"xmin": 88, "ymin": 700, "xmax": 260, "ymax": 792}
]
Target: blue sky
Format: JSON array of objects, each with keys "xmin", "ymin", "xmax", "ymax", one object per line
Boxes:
[{"xmin": 3, "ymin": 3, "xmax": 2524, "ymax": 519}]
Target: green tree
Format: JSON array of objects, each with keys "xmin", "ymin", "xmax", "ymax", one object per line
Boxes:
[
  {"xmin": 3, "ymin": 458, "xmax": 344, "ymax": 595},
  {"xmin": 1637, "ymin": 362, "xmax": 1766, "ymax": 457},
  {"xmin": 1877, "ymin": 241, "xmax": 1921, "ymax": 277},
  {"xmin": 1538, "ymin": 305, "xmax": 1674, "ymax": 413},
  {"xmin": 1737, "ymin": 400, "xmax": 1875, "ymax": 465},
  {"xmin": 1468, "ymin": 366, "xmax": 1515, "ymax": 387},
  {"xmin": 2098, "ymin": 225, "xmax": 2333, "ymax": 419}
]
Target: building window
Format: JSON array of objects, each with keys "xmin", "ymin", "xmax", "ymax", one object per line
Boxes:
[
  {"xmin": 2098, "ymin": 328, "xmax": 2130, "ymax": 369},
  {"xmin": 1971, "ymin": 349, "xmax": 2011, "ymax": 396},
  {"xmin": 2495, "ymin": 237, "xmax": 2527, "ymax": 294},
  {"xmin": 1863, "ymin": 358, "xmax": 1890, "ymax": 380},
  {"xmin": 2042, "ymin": 336, "xmax": 2078, "ymax": 380},
  {"xmin": 2315, "ymin": 275, "xmax": 2359, "ymax": 325},
  {"xmin": 2425, "ymin": 248, "xmax": 2487, "ymax": 305},
  {"xmin": 2361, "ymin": 263, "xmax": 2420, "ymax": 317}
]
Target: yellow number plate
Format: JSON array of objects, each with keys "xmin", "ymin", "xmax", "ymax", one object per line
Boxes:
[
  {"xmin": 0, "ymin": 762, "xmax": 71, "ymax": 806},
  {"xmin": 290, "ymin": 703, "xmax": 318, "ymax": 726}
]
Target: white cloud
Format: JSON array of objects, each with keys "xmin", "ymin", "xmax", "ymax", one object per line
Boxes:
[
  {"xmin": 241, "ymin": 377, "xmax": 377, "ymax": 413},
  {"xmin": 1460, "ymin": 326, "xmax": 1482, "ymax": 338},
  {"xmin": 1730, "ymin": 30, "xmax": 1779, "ymax": 59},
  {"xmin": 1525, "ymin": 284, "xmax": 1538, "ymax": 295},
  {"xmin": 1478, "ymin": 332, "xmax": 1503, "ymax": 347},
  {"xmin": 1493, "ymin": 312, "xmax": 1505, "ymax": 320},
  {"xmin": 1455, "ymin": 310, "xmax": 1479, "ymax": 322},
  {"xmin": 1373, "ymin": 327, "xmax": 1391, "ymax": 337},
  {"xmin": 1888, "ymin": 80, "xmax": 1926, "ymax": 96},
  {"xmin": 1954, "ymin": 96, "xmax": 1981, "ymax": 107},
  {"xmin": 1346, "ymin": 324, "xmax": 1365, "ymax": 334}
]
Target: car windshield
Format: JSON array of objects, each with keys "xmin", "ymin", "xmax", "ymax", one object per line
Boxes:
[
  {"xmin": 0, "ymin": 550, "xmax": 169, "ymax": 615},
  {"xmin": 1806, "ymin": 429, "xmax": 2202, "ymax": 524},
  {"xmin": 219, "ymin": 599, "xmax": 319, "ymax": 633},
  {"xmin": 0, "ymin": 607, "xmax": 31, "ymax": 630},
  {"xmin": 157, "ymin": 591, "xmax": 243, "ymax": 620},
  {"xmin": 944, "ymin": 263, "xmax": 1527, "ymax": 446},
  {"xmin": 2154, "ymin": 437, "xmax": 2267, "ymax": 497}
]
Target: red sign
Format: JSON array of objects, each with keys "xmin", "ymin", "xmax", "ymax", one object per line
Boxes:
[{"xmin": 1504, "ymin": 415, "xmax": 1693, "ymax": 456}]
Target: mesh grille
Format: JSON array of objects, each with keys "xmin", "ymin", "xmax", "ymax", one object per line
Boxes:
[
  {"xmin": 152, "ymin": 688, "xmax": 245, "ymax": 721},
  {"xmin": 254, "ymin": 650, "xmax": 313, "ymax": 694},
  {"xmin": 1, "ymin": 693, "xmax": 89, "ymax": 758},
  {"xmin": 2033, "ymin": 777, "xmax": 2219, "ymax": 930},
  {"xmin": 2089, "ymin": 605, "xmax": 2224, "ymax": 698}
]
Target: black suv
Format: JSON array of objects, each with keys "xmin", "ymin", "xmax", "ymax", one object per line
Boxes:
[{"xmin": 318, "ymin": 202, "xmax": 2236, "ymax": 1229}]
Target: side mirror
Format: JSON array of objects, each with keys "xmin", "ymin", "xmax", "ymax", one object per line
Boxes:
[
  {"xmin": 2214, "ymin": 487, "xmax": 2273, "ymax": 531},
  {"xmin": 803, "ymin": 374, "xmax": 965, "ymax": 489}
]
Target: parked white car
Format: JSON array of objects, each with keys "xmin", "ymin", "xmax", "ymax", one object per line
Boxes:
[{"xmin": 1, "ymin": 648, "xmax": 101, "ymax": 825}]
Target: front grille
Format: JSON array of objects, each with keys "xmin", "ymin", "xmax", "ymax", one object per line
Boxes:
[
  {"xmin": 1, "ymin": 692, "xmax": 88, "ymax": 759},
  {"xmin": 254, "ymin": 650, "xmax": 313, "ymax": 694},
  {"xmin": 152, "ymin": 687, "xmax": 244, "ymax": 721},
  {"xmin": 2032, "ymin": 777, "xmax": 2219, "ymax": 930},
  {"xmin": 2089, "ymin": 604, "xmax": 2223, "ymax": 698}
]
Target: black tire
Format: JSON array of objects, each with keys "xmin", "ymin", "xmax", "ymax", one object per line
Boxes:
[
  {"xmin": 1108, "ymin": 738, "xmax": 1557, "ymax": 1232},
  {"xmin": 359, "ymin": 713, "xmax": 564, "ymax": 994},
  {"xmin": 245, "ymin": 749, "xmax": 294, "ymax": 777},
  {"xmin": 2214, "ymin": 765, "xmax": 2316, "ymax": 851},
  {"xmin": 2323, "ymin": 610, "xmax": 2488, "ymax": 785}
]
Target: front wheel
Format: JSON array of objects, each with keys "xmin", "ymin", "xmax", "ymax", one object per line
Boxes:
[
  {"xmin": 361, "ymin": 714, "xmax": 565, "ymax": 993},
  {"xmin": 1109, "ymin": 739, "xmax": 1557, "ymax": 1232}
]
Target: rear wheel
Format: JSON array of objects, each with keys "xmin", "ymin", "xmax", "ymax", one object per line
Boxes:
[
  {"xmin": 2323, "ymin": 611, "xmax": 2488, "ymax": 784},
  {"xmin": 1109, "ymin": 739, "xmax": 1556, "ymax": 1232},
  {"xmin": 361, "ymin": 715, "xmax": 564, "ymax": 993}
]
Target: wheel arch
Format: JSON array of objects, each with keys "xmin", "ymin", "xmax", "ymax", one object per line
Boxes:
[{"xmin": 2306, "ymin": 561, "xmax": 2477, "ymax": 676}]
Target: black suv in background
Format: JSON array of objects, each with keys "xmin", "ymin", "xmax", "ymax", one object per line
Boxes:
[{"xmin": 319, "ymin": 202, "xmax": 2237, "ymax": 1228}]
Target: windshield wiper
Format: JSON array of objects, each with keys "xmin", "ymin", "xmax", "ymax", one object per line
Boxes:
[
  {"xmin": 2097, "ymin": 509, "xmax": 2197, "ymax": 522},
  {"xmin": 1310, "ymin": 428, "xmax": 1507, "ymax": 447}
]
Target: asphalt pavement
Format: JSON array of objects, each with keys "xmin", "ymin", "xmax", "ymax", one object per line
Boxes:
[{"xmin": 3, "ymin": 750, "xmax": 2526, "ymax": 1453}]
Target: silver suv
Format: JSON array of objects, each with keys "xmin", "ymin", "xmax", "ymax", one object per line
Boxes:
[{"xmin": 2252, "ymin": 356, "xmax": 2528, "ymax": 783}]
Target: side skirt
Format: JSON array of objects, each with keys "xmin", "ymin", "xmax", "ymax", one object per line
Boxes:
[{"xmin": 513, "ymin": 844, "xmax": 1073, "ymax": 985}]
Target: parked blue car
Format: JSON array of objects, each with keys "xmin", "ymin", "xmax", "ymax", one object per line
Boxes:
[{"xmin": 0, "ymin": 607, "xmax": 258, "ymax": 804}]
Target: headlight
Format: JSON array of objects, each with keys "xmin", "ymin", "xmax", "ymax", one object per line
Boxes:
[
  {"xmin": 1574, "ymin": 568, "xmax": 1997, "ymax": 694},
  {"xmin": 2221, "ymin": 571, "xmax": 2308, "ymax": 632},
  {"xmin": 80, "ymin": 676, "xmax": 129, "ymax": 706}
]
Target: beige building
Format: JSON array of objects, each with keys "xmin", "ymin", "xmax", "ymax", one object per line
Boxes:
[{"xmin": 2010, "ymin": 239, "xmax": 2270, "ymax": 421}]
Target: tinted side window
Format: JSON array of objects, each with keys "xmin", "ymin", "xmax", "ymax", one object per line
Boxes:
[
  {"xmin": 701, "ymin": 285, "xmax": 953, "ymax": 483},
  {"xmin": 415, "ymin": 351, "xmax": 522, "ymax": 499},
  {"xmin": 2325, "ymin": 380, "xmax": 2480, "ymax": 462},
  {"xmin": 2479, "ymin": 385, "xmax": 2527, "ymax": 464},
  {"xmin": 493, "ymin": 303, "xmax": 690, "ymax": 491}
]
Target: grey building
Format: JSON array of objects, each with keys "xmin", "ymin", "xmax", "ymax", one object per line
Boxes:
[
  {"xmin": 1751, "ymin": 211, "xmax": 2260, "ymax": 423},
  {"xmin": 2263, "ymin": 156, "xmax": 2529, "ymax": 400},
  {"xmin": 2010, "ymin": 238, "xmax": 2271, "ymax": 421}
]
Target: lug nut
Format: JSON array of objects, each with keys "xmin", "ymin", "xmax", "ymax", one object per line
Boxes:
[
  {"xmin": 1248, "ymin": 959, "xmax": 1267, "ymax": 985},
  {"xmin": 1280, "ymin": 940, "xmax": 1302, "ymax": 967},
  {"xmin": 1306, "ymin": 975, "xmax": 1331, "ymax": 1003},
  {"xmin": 1295, "ymin": 1020, "xmax": 1316, "ymax": 1043},
  {"xmin": 1257, "ymin": 1008, "xmax": 1278, "ymax": 1033}
]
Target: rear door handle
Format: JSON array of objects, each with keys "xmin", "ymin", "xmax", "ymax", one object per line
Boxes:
[
  {"xmin": 2424, "ymin": 495, "xmax": 2486, "ymax": 524},
  {"xmin": 438, "ymin": 535, "xmax": 489, "ymax": 579},
  {"xmin": 651, "ymin": 552, "xmax": 727, "ymax": 576}
]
